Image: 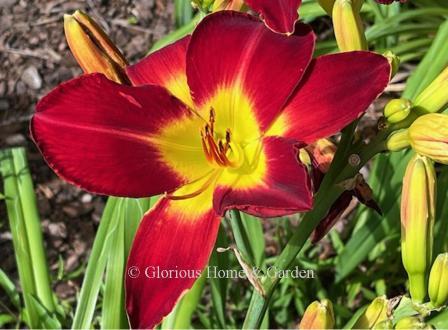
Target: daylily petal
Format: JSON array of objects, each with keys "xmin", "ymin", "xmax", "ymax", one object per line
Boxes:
[
  {"xmin": 31, "ymin": 73, "xmax": 198, "ymax": 197},
  {"xmin": 126, "ymin": 179, "xmax": 220, "ymax": 328},
  {"xmin": 213, "ymin": 136, "xmax": 313, "ymax": 217},
  {"xmin": 267, "ymin": 51, "xmax": 390, "ymax": 143},
  {"xmin": 187, "ymin": 11, "xmax": 315, "ymax": 135},
  {"xmin": 126, "ymin": 36, "xmax": 194, "ymax": 108},
  {"xmin": 245, "ymin": 0, "xmax": 301, "ymax": 34}
]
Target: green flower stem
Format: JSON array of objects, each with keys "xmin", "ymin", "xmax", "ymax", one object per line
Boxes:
[
  {"xmin": 228, "ymin": 209, "xmax": 257, "ymax": 266},
  {"xmin": 243, "ymin": 131, "xmax": 387, "ymax": 329}
]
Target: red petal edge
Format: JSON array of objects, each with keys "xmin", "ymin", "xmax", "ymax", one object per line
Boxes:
[{"xmin": 126, "ymin": 198, "xmax": 220, "ymax": 328}]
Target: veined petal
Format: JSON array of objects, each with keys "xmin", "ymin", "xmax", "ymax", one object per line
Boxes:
[
  {"xmin": 245, "ymin": 0, "xmax": 302, "ymax": 34},
  {"xmin": 126, "ymin": 36, "xmax": 194, "ymax": 108},
  {"xmin": 213, "ymin": 136, "xmax": 313, "ymax": 217},
  {"xmin": 187, "ymin": 11, "xmax": 315, "ymax": 135},
  {"xmin": 31, "ymin": 73, "xmax": 206, "ymax": 197},
  {"xmin": 267, "ymin": 51, "xmax": 390, "ymax": 143},
  {"xmin": 126, "ymin": 179, "xmax": 220, "ymax": 328}
]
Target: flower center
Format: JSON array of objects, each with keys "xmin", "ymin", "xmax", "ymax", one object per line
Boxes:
[{"xmin": 201, "ymin": 108, "xmax": 242, "ymax": 168}]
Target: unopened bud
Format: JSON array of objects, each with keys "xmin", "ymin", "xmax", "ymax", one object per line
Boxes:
[
  {"xmin": 395, "ymin": 317, "xmax": 433, "ymax": 329},
  {"xmin": 64, "ymin": 10, "xmax": 129, "ymax": 84},
  {"xmin": 385, "ymin": 98, "xmax": 411, "ymax": 123},
  {"xmin": 386, "ymin": 129, "xmax": 410, "ymax": 152},
  {"xmin": 414, "ymin": 66, "xmax": 448, "ymax": 114},
  {"xmin": 332, "ymin": 0, "xmax": 367, "ymax": 51},
  {"xmin": 354, "ymin": 296, "xmax": 389, "ymax": 329},
  {"xmin": 409, "ymin": 114, "xmax": 448, "ymax": 164},
  {"xmin": 401, "ymin": 155, "xmax": 436, "ymax": 303},
  {"xmin": 428, "ymin": 253, "xmax": 448, "ymax": 307},
  {"xmin": 212, "ymin": 0, "xmax": 245, "ymax": 11},
  {"xmin": 383, "ymin": 51, "xmax": 400, "ymax": 77},
  {"xmin": 298, "ymin": 299, "xmax": 335, "ymax": 329},
  {"xmin": 373, "ymin": 319, "xmax": 393, "ymax": 329}
]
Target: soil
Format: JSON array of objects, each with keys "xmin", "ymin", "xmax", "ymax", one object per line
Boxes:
[{"xmin": 0, "ymin": 0, "xmax": 174, "ymax": 312}]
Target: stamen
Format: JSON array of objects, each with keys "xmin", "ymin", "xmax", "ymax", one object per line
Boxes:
[
  {"xmin": 166, "ymin": 172, "xmax": 218, "ymax": 200},
  {"xmin": 200, "ymin": 111, "xmax": 238, "ymax": 168}
]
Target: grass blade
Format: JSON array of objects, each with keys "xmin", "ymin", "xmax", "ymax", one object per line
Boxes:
[
  {"xmin": 71, "ymin": 197, "xmax": 118, "ymax": 329},
  {"xmin": 0, "ymin": 268, "xmax": 21, "ymax": 309},
  {"xmin": 102, "ymin": 197, "xmax": 150, "ymax": 329},
  {"xmin": 10, "ymin": 148, "xmax": 55, "ymax": 313},
  {"xmin": 403, "ymin": 19, "xmax": 448, "ymax": 99}
]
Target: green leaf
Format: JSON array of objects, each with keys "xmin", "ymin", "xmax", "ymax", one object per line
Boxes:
[
  {"xmin": 209, "ymin": 225, "xmax": 229, "ymax": 329},
  {"xmin": 0, "ymin": 148, "xmax": 52, "ymax": 328},
  {"xmin": 343, "ymin": 305, "xmax": 367, "ymax": 329},
  {"xmin": 162, "ymin": 273, "xmax": 206, "ymax": 329},
  {"xmin": 403, "ymin": 19, "xmax": 448, "ymax": 100},
  {"xmin": 0, "ymin": 314, "xmax": 15, "ymax": 328},
  {"xmin": 428, "ymin": 308, "xmax": 448, "ymax": 329},
  {"xmin": 175, "ymin": 0, "xmax": 194, "ymax": 28},
  {"xmin": 393, "ymin": 296, "xmax": 419, "ymax": 323},
  {"xmin": 150, "ymin": 14, "xmax": 203, "ymax": 53},
  {"xmin": 0, "ymin": 268, "xmax": 21, "ymax": 309},
  {"xmin": 241, "ymin": 212, "xmax": 266, "ymax": 267},
  {"xmin": 10, "ymin": 148, "xmax": 55, "ymax": 313},
  {"xmin": 101, "ymin": 198, "xmax": 128, "ymax": 329},
  {"xmin": 71, "ymin": 197, "xmax": 118, "ymax": 329},
  {"xmin": 27, "ymin": 295, "xmax": 61, "ymax": 329}
]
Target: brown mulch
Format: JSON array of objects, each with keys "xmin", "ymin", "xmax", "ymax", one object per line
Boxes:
[{"xmin": 0, "ymin": 0, "xmax": 174, "ymax": 309}]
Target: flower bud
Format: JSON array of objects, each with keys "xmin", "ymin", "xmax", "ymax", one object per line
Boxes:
[
  {"xmin": 212, "ymin": 0, "xmax": 245, "ymax": 11},
  {"xmin": 384, "ymin": 98, "xmax": 411, "ymax": 123},
  {"xmin": 354, "ymin": 296, "xmax": 389, "ymax": 329},
  {"xmin": 373, "ymin": 319, "xmax": 393, "ymax": 329},
  {"xmin": 428, "ymin": 253, "xmax": 448, "ymax": 307},
  {"xmin": 332, "ymin": 0, "xmax": 367, "ymax": 51},
  {"xmin": 64, "ymin": 10, "xmax": 129, "ymax": 84},
  {"xmin": 414, "ymin": 66, "xmax": 448, "ymax": 114},
  {"xmin": 395, "ymin": 317, "xmax": 433, "ymax": 329},
  {"xmin": 383, "ymin": 51, "xmax": 400, "ymax": 77},
  {"xmin": 401, "ymin": 155, "xmax": 436, "ymax": 303},
  {"xmin": 298, "ymin": 299, "xmax": 335, "ymax": 329},
  {"xmin": 191, "ymin": 0, "xmax": 214, "ymax": 12},
  {"xmin": 409, "ymin": 114, "xmax": 448, "ymax": 164},
  {"xmin": 386, "ymin": 129, "xmax": 410, "ymax": 152}
]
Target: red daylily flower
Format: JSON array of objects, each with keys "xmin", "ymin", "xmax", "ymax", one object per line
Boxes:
[
  {"xmin": 245, "ymin": 0, "xmax": 302, "ymax": 34},
  {"xmin": 31, "ymin": 11, "xmax": 390, "ymax": 329}
]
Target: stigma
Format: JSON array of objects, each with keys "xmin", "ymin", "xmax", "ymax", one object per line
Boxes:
[{"xmin": 201, "ymin": 108, "xmax": 239, "ymax": 168}]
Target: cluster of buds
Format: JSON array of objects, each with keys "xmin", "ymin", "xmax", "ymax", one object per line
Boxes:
[
  {"xmin": 353, "ymin": 296, "xmax": 390, "ymax": 329},
  {"xmin": 385, "ymin": 66, "xmax": 448, "ymax": 158},
  {"xmin": 401, "ymin": 154, "xmax": 436, "ymax": 302},
  {"xmin": 63, "ymin": 10, "xmax": 129, "ymax": 84},
  {"xmin": 298, "ymin": 299, "xmax": 335, "ymax": 329}
]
